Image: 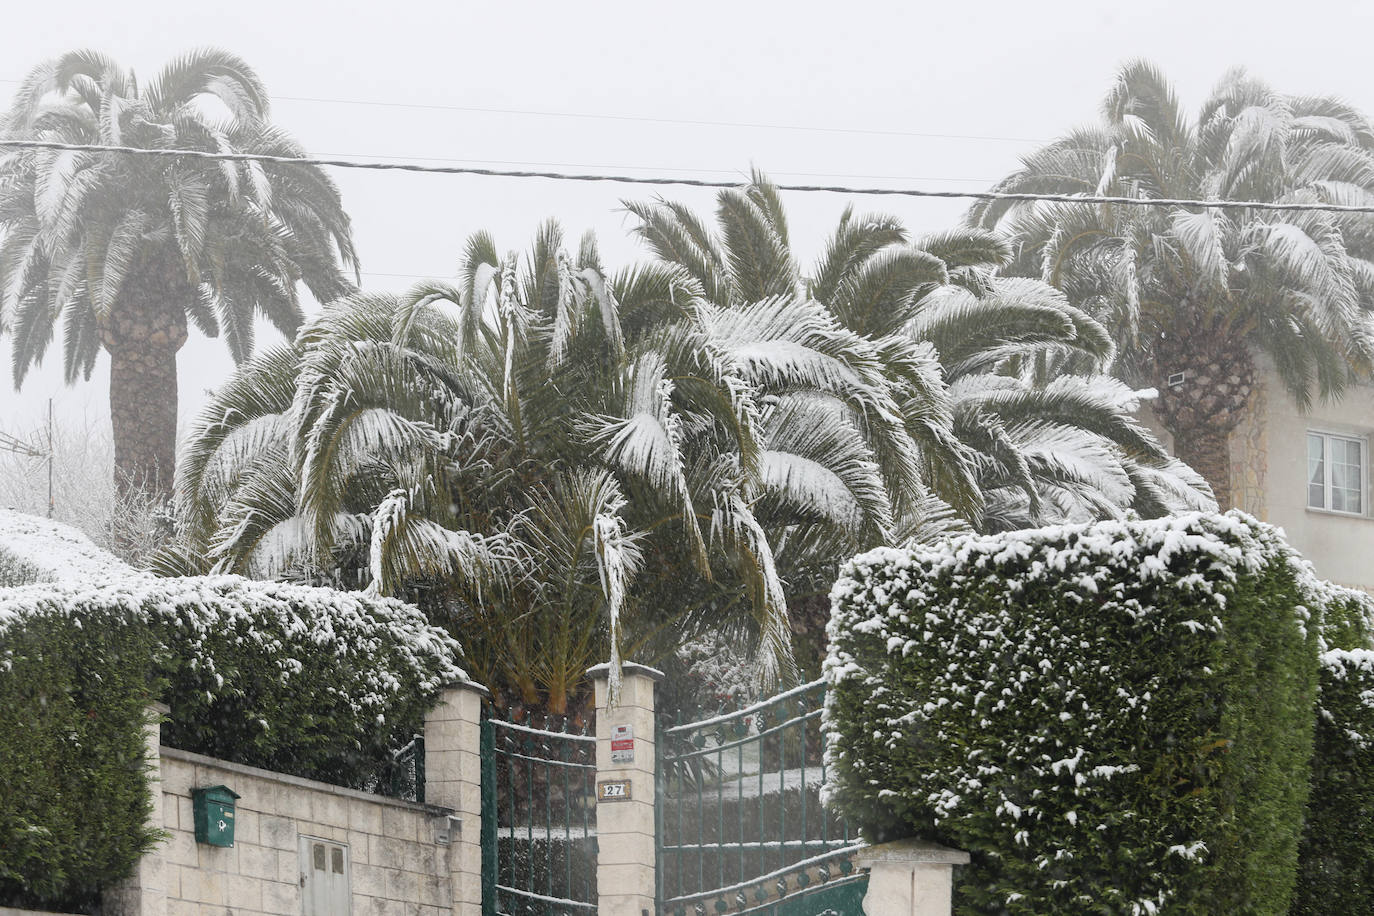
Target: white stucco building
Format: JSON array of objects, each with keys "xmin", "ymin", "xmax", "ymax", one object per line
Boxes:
[{"xmin": 1146, "ymin": 352, "xmax": 1374, "ymax": 592}]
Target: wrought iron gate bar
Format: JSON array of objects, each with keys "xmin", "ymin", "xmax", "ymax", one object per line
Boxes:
[
  {"xmin": 661, "ymin": 843, "xmax": 867, "ymax": 907},
  {"xmin": 495, "ymin": 884, "xmax": 599, "ymax": 909},
  {"xmin": 666, "ymin": 709, "xmax": 823, "ymax": 760},
  {"xmin": 493, "ymin": 719, "xmax": 597, "ymax": 742},
  {"xmin": 497, "ymin": 750, "xmax": 596, "ymax": 770},
  {"xmin": 660, "ymin": 840, "xmax": 850, "ymax": 852},
  {"xmin": 662, "ymin": 679, "xmax": 825, "ymax": 735}
]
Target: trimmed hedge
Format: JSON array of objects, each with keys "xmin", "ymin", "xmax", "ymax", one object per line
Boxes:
[
  {"xmin": 822, "ymin": 512, "xmax": 1322, "ymax": 916},
  {"xmin": 0, "ymin": 602, "xmax": 162, "ymax": 912},
  {"xmin": 0, "ymin": 572, "xmax": 464, "ymax": 911},
  {"xmin": 1292, "ymin": 649, "xmax": 1374, "ymax": 915}
]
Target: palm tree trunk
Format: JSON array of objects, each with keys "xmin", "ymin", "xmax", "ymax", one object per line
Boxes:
[
  {"xmin": 1171, "ymin": 426, "xmax": 1232, "ymax": 508},
  {"xmin": 102, "ymin": 255, "xmax": 192, "ymax": 504},
  {"xmin": 109, "ymin": 337, "xmax": 180, "ymax": 501},
  {"xmin": 1149, "ymin": 305, "xmax": 1254, "ymax": 509}
]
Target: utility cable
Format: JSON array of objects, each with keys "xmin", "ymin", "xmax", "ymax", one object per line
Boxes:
[
  {"xmin": 3, "ymin": 138, "xmax": 1374, "ymax": 214},
  {"xmin": 0, "ymin": 77, "xmax": 1042, "ymax": 144}
]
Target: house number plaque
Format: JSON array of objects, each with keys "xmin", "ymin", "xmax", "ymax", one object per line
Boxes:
[{"xmin": 597, "ymin": 779, "xmax": 632, "ymax": 802}]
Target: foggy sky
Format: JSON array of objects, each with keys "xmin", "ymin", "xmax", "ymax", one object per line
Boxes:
[{"xmin": 3, "ymin": 0, "xmax": 1373, "ymax": 433}]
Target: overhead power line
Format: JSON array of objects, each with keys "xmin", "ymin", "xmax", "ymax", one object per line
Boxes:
[
  {"xmin": 3, "ymin": 138, "xmax": 1374, "ymax": 214},
  {"xmin": 0, "ymin": 76, "xmax": 1042, "ymax": 144}
]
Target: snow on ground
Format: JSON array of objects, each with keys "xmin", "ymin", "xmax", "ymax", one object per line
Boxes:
[{"xmin": 0, "ymin": 508, "xmax": 141, "ymax": 583}]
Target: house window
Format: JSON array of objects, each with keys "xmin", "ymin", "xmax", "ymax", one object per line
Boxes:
[{"xmin": 1308, "ymin": 431, "xmax": 1365, "ymax": 514}]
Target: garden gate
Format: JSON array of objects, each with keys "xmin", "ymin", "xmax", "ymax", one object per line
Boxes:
[
  {"xmin": 480, "ymin": 710, "xmax": 598, "ymax": 916},
  {"xmin": 656, "ymin": 680, "xmax": 868, "ymax": 916}
]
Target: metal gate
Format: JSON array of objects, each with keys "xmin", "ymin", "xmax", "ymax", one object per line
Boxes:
[
  {"xmin": 656, "ymin": 680, "xmax": 867, "ymax": 916},
  {"xmin": 480, "ymin": 711, "xmax": 598, "ymax": 916}
]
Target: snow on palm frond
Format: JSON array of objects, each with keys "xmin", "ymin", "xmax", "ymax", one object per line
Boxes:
[
  {"xmin": 367, "ymin": 487, "xmax": 515, "ymax": 598},
  {"xmin": 585, "ymin": 351, "xmax": 707, "ymax": 571},
  {"xmin": 592, "ymin": 510, "xmax": 635, "ymax": 704},
  {"xmin": 808, "ymin": 206, "xmax": 907, "ymax": 304},
  {"xmin": 757, "ymin": 392, "xmax": 893, "ymax": 540},
  {"xmin": 1010, "ymin": 423, "xmax": 1136, "ymax": 509},
  {"xmin": 891, "ymin": 493, "xmax": 974, "ymax": 548},
  {"xmin": 1168, "ymin": 209, "xmax": 1231, "ymax": 291},
  {"xmin": 1125, "ymin": 457, "xmax": 1218, "ymax": 516},
  {"xmin": 707, "ymin": 491, "xmax": 795, "ymax": 690}
]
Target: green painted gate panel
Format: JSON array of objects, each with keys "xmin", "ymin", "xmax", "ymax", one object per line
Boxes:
[{"xmin": 656, "ymin": 680, "xmax": 867, "ymax": 916}]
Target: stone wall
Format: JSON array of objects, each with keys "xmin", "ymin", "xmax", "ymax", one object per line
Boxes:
[
  {"xmin": 153, "ymin": 748, "xmax": 453, "ymax": 916},
  {"xmin": 103, "ymin": 683, "xmax": 486, "ymax": 916}
]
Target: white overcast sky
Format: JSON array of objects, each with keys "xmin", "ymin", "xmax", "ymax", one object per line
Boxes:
[{"xmin": 4, "ymin": 0, "xmax": 1374, "ymax": 433}]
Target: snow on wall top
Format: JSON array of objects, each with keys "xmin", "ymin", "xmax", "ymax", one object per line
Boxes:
[{"xmin": 0, "ymin": 508, "xmax": 142, "ymax": 583}]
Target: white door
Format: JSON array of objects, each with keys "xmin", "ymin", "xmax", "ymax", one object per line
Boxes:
[{"xmin": 299, "ymin": 836, "xmax": 351, "ymax": 916}]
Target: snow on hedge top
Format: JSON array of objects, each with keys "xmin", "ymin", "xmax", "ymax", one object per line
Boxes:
[
  {"xmin": 828, "ymin": 510, "xmax": 1366, "ymax": 650},
  {"xmin": 0, "ymin": 508, "xmax": 142, "ymax": 583}
]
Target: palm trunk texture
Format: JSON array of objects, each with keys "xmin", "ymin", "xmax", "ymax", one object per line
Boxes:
[
  {"xmin": 1149, "ymin": 306, "xmax": 1255, "ymax": 509},
  {"xmin": 108, "ymin": 338, "xmax": 180, "ymax": 499},
  {"xmin": 101, "ymin": 251, "xmax": 192, "ymax": 502}
]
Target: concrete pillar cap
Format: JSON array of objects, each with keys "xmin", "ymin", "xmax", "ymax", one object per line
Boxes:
[
  {"xmin": 586, "ymin": 661, "xmax": 665, "ymax": 682},
  {"xmin": 855, "ymin": 838, "xmax": 971, "ymax": 867},
  {"xmin": 440, "ymin": 678, "xmax": 491, "ymax": 697}
]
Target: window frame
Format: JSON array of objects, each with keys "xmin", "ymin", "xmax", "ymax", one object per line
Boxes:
[{"xmin": 1306, "ymin": 429, "xmax": 1369, "ymax": 517}]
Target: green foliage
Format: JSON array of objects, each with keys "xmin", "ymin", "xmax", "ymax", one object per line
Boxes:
[
  {"xmin": 0, "ymin": 602, "xmax": 162, "ymax": 912},
  {"xmin": 0, "ymin": 548, "xmax": 39, "ymax": 587},
  {"xmin": 0, "ymin": 574, "xmax": 464, "ymax": 788},
  {"xmin": 823, "ymin": 512, "xmax": 1325, "ymax": 915},
  {"xmin": 1292, "ymin": 651, "xmax": 1374, "ymax": 915}
]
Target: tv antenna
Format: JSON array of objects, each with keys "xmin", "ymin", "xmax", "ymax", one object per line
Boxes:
[{"xmin": 0, "ymin": 399, "xmax": 54, "ymax": 518}]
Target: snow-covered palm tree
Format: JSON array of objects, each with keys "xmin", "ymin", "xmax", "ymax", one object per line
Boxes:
[
  {"xmin": 969, "ymin": 61, "xmax": 1374, "ymax": 503},
  {"xmin": 625, "ymin": 171, "xmax": 1211, "ymax": 535},
  {"xmin": 169, "ymin": 222, "xmax": 935, "ymax": 708},
  {"xmin": 0, "ymin": 49, "xmax": 357, "ymax": 498}
]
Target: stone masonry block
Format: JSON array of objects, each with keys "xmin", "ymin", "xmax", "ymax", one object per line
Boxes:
[
  {"xmin": 238, "ymin": 842, "xmax": 277, "ymax": 880},
  {"xmin": 160, "ymin": 759, "xmax": 196, "ymax": 796},
  {"xmin": 261, "ymin": 879, "xmax": 297, "ymax": 916},
  {"xmin": 313, "ymin": 791, "xmax": 351, "ymax": 828},
  {"xmin": 273, "ymin": 783, "xmax": 312, "ymax": 821},
  {"xmin": 347, "ymin": 829, "xmax": 372, "ymax": 861},
  {"xmin": 597, "ymin": 829, "xmax": 657, "ymax": 866},
  {"xmin": 165, "ymin": 898, "xmax": 197, "ymax": 916},
  {"xmin": 187, "ymin": 869, "xmax": 223, "ymax": 904},
  {"xmin": 165, "ymin": 831, "xmax": 199, "ymax": 868},
  {"xmin": 275, "ymin": 848, "xmax": 298, "ymax": 884},
  {"xmin": 381, "ymin": 805, "xmax": 419, "ymax": 842},
  {"xmin": 259, "ymin": 815, "xmax": 295, "ymax": 850},
  {"xmin": 232, "ymin": 807, "xmax": 260, "ymax": 846},
  {"xmin": 385, "ymin": 865, "xmax": 418, "ymax": 901},
  {"xmin": 354, "ymin": 862, "xmax": 385, "ymax": 897},
  {"xmin": 596, "ymin": 798, "xmax": 655, "ymax": 836},
  {"xmin": 349, "ymin": 800, "xmax": 384, "ymax": 834},
  {"xmin": 225, "ymin": 872, "xmax": 263, "ymax": 910}
]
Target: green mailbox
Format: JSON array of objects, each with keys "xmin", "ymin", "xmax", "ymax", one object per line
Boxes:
[{"xmin": 192, "ymin": 785, "xmax": 239, "ymax": 847}]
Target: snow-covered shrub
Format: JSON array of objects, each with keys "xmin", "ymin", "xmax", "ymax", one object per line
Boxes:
[
  {"xmin": 822, "ymin": 512, "xmax": 1324, "ymax": 916},
  {"xmin": 0, "ymin": 573, "xmax": 465, "ymax": 788},
  {"xmin": 1293, "ymin": 648, "xmax": 1374, "ymax": 915},
  {"xmin": 0, "ymin": 600, "xmax": 162, "ymax": 911},
  {"xmin": 0, "ymin": 548, "xmax": 40, "ymax": 587},
  {"xmin": 0, "ymin": 508, "xmax": 140, "ymax": 585}
]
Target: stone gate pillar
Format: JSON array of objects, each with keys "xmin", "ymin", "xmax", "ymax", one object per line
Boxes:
[
  {"xmin": 425, "ymin": 680, "xmax": 489, "ymax": 916},
  {"xmin": 589, "ymin": 661, "xmax": 664, "ymax": 916},
  {"xmin": 856, "ymin": 839, "xmax": 969, "ymax": 916}
]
